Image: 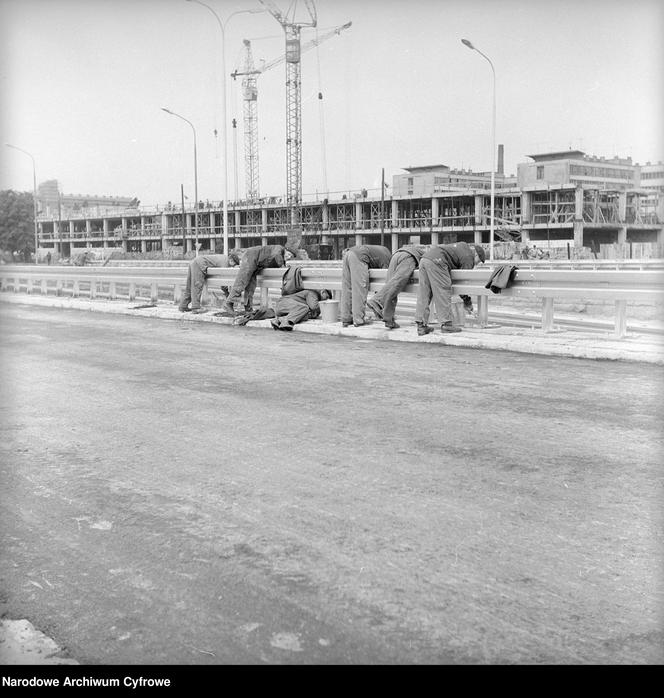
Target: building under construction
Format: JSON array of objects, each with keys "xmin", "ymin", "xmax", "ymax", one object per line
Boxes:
[{"xmin": 35, "ymin": 149, "xmax": 663, "ymax": 260}]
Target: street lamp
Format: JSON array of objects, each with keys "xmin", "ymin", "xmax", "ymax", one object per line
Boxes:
[
  {"xmin": 186, "ymin": 0, "xmax": 266, "ymax": 255},
  {"xmin": 5, "ymin": 143, "xmax": 39, "ymax": 263},
  {"xmin": 162, "ymin": 107, "xmax": 199, "ymax": 253},
  {"xmin": 462, "ymin": 38, "xmax": 496, "ymax": 262}
]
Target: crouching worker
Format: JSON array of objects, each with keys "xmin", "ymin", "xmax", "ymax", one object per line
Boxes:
[
  {"xmin": 237, "ymin": 289, "xmax": 332, "ymax": 331},
  {"xmin": 221, "ymin": 244, "xmax": 299, "ymax": 316},
  {"xmin": 340, "ymin": 244, "xmax": 391, "ymax": 327},
  {"xmin": 366, "ymin": 244, "xmax": 427, "ymax": 329},
  {"xmin": 179, "ymin": 251, "xmax": 240, "ymax": 314},
  {"xmin": 415, "ymin": 241, "xmax": 486, "ymax": 335}
]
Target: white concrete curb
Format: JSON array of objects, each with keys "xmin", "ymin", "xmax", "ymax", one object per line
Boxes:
[{"xmin": 2, "ymin": 293, "xmax": 663, "ymax": 365}]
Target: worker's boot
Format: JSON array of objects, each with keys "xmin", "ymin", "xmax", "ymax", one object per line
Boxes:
[
  {"xmin": 440, "ymin": 321, "xmax": 462, "ymax": 333},
  {"xmin": 416, "ymin": 322, "xmax": 433, "ymax": 336},
  {"xmin": 220, "ymin": 300, "xmax": 236, "ymax": 316}
]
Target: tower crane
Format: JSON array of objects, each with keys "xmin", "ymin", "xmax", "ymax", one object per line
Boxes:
[
  {"xmin": 232, "ymin": 20, "xmax": 352, "ymax": 202},
  {"xmin": 257, "ymin": 0, "xmax": 317, "ymax": 228}
]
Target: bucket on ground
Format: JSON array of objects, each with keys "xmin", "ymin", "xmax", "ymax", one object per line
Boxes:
[
  {"xmin": 319, "ymin": 299, "xmax": 339, "ymax": 323},
  {"xmin": 451, "ymin": 298, "xmax": 466, "ymax": 326}
]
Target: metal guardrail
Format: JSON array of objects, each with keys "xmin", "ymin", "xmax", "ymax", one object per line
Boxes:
[{"xmin": 1, "ymin": 264, "xmax": 662, "ymax": 339}]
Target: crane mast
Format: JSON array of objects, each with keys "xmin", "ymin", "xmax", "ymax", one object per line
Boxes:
[
  {"xmin": 232, "ymin": 21, "xmax": 351, "ymax": 202},
  {"xmin": 240, "ymin": 40, "xmax": 260, "ymax": 200},
  {"xmin": 259, "ymin": 0, "xmax": 317, "ymax": 228}
]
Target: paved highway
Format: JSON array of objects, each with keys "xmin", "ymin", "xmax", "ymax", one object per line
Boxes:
[{"xmin": 0, "ymin": 303, "xmax": 662, "ymax": 664}]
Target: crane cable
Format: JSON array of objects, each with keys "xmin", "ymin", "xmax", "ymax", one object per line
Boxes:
[{"xmin": 314, "ymin": 25, "xmax": 328, "ymax": 197}]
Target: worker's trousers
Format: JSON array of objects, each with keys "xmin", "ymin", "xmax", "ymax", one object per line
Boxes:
[
  {"xmin": 370, "ymin": 251, "xmax": 416, "ymax": 323},
  {"xmin": 340, "ymin": 254, "xmax": 370, "ymax": 324},
  {"xmin": 415, "ymin": 257, "xmax": 453, "ymax": 325},
  {"xmin": 226, "ymin": 262, "xmax": 258, "ymax": 311},
  {"xmin": 179, "ymin": 260, "xmax": 206, "ymax": 310}
]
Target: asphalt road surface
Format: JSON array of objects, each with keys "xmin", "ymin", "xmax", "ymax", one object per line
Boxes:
[{"xmin": 0, "ymin": 303, "xmax": 662, "ymax": 665}]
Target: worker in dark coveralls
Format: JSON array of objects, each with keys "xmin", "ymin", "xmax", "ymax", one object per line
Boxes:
[
  {"xmin": 221, "ymin": 244, "xmax": 298, "ymax": 315},
  {"xmin": 237, "ymin": 289, "xmax": 332, "ymax": 330},
  {"xmin": 414, "ymin": 241, "xmax": 485, "ymax": 335},
  {"xmin": 340, "ymin": 244, "xmax": 391, "ymax": 327},
  {"xmin": 178, "ymin": 252, "xmax": 240, "ymax": 314},
  {"xmin": 366, "ymin": 244, "xmax": 426, "ymax": 330}
]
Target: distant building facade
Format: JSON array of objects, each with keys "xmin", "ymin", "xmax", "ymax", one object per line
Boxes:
[
  {"xmin": 37, "ymin": 179, "xmax": 138, "ymax": 219},
  {"xmin": 517, "ymin": 151, "xmax": 637, "ymax": 190},
  {"xmin": 638, "ymin": 161, "xmax": 664, "ymax": 194}
]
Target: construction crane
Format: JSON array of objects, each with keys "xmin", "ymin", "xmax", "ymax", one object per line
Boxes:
[
  {"xmin": 256, "ymin": 0, "xmax": 318, "ymax": 228},
  {"xmin": 232, "ymin": 20, "xmax": 351, "ymax": 201}
]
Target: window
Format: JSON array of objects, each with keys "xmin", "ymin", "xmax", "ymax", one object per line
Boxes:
[{"xmin": 536, "ymin": 166, "xmax": 544, "ymax": 180}]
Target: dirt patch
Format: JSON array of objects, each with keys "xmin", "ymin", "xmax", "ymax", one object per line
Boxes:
[{"xmin": 0, "ymin": 619, "xmax": 79, "ymax": 665}]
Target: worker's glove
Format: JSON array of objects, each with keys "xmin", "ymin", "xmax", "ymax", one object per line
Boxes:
[{"xmin": 460, "ymin": 295, "xmax": 474, "ymax": 314}]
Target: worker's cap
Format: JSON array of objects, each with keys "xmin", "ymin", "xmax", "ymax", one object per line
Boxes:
[
  {"xmin": 471, "ymin": 244, "xmax": 486, "ymax": 263},
  {"xmin": 285, "ymin": 245, "xmax": 300, "ymax": 258}
]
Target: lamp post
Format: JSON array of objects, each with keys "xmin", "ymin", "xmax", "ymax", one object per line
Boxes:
[
  {"xmin": 162, "ymin": 107, "xmax": 199, "ymax": 253},
  {"xmin": 186, "ymin": 0, "xmax": 266, "ymax": 256},
  {"xmin": 6, "ymin": 143, "xmax": 39, "ymax": 263},
  {"xmin": 462, "ymin": 38, "xmax": 495, "ymax": 262}
]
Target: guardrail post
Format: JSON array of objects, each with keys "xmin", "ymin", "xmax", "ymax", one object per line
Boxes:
[
  {"xmin": 614, "ymin": 300, "xmax": 627, "ymax": 338},
  {"xmin": 150, "ymin": 282, "xmax": 158, "ymax": 303},
  {"xmin": 27, "ymin": 278, "xmax": 34, "ymax": 295},
  {"xmin": 56, "ymin": 279, "xmax": 63, "ymax": 296},
  {"xmin": 41, "ymin": 279, "xmax": 47, "ymax": 295},
  {"xmin": 128, "ymin": 282, "xmax": 136, "ymax": 301},
  {"xmin": 477, "ymin": 296, "xmax": 489, "ymax": 327},
  {"xmin": 174, "ymin": 283, "xmax": 182, "ymax": 304},
  {"xmin": 89, "ymin": 279, "xmax": 97, "ymax": 300},
  {"xmin": 109, "ymin": 281, "xmax": 117, "ymax": 300},
  {"xmin": 542, "ymin": 297, "xmax": 554, "ymax": 332},
  {"xmin": 72, "ymin": 280, "xmax": 80, "ymax": 298}
]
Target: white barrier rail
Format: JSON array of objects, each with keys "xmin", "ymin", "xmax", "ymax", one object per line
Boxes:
[{"xmin": 1, "ymin": 264, "xmax": 662, "ymax": 339}]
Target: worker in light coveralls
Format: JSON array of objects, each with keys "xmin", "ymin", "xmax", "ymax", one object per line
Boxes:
[
  {"xmin": 221, "ymin": 244, "xmax": 299, "ymax": 315},
  {"xmin": 178, "ymin": 251, "xmax": 240, "ymax": 314},
  {"xmin": 414, "ymin": 241, "xmax": 486, "ymax": 335},
  {"xmin": 340, "ymin": 244, "xmax": 391, "ymax": 327},
  {"xmin": 366, "ymin": 244, "xmax": 427, "ymax": 330}
]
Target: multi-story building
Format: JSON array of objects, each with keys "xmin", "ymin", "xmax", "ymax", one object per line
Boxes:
[
  {"xmin": 37, "ymin": 179, "xmax": 138, "ymax": 219},
  {"xmin": 35, "ymin": 149, "xmax": 663, "ymax": 259},
  {"xmin": 517, "ymin": 150, "xmax": 637, "ymax": 190}
]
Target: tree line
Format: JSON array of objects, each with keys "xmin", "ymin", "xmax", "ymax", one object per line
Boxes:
[{"xmin": 0, "ymin": 189, "xmax": 35, "ymax": 261}]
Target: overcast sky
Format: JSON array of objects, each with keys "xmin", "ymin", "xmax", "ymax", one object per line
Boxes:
[{"xmin": 1, "ymin": 0, "xmax": 662, "ymax": 206}]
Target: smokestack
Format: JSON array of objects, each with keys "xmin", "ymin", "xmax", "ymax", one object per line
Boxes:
[{"xmin": 497, "ymin": 144, "xmax": 504, "ymax": 176}]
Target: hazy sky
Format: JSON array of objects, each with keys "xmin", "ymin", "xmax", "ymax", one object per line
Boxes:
[{"xmin": 1, "ymin": 0, "xmax": 662, "ymax": 206}]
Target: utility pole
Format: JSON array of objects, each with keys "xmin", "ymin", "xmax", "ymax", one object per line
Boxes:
[
  {"xmin": 380, "ymin": 167, "xmax": 385, "ymax": 247},
  {"xmin": 180, "ymin": 184, "xmax": 187, "ymax": 255}
]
